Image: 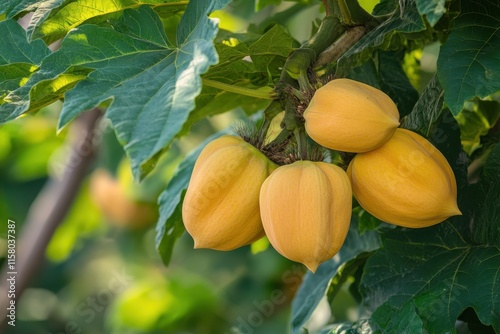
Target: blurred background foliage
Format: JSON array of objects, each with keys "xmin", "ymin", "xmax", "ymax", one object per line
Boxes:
[{"xmin": 1, "ymin": 0, "xmax": 497, "ymax": 333}]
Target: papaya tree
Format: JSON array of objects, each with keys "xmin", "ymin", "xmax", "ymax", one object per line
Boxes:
[{"xmin": 0, "ymin": 0, "xmax": 499, "ymax": 333}]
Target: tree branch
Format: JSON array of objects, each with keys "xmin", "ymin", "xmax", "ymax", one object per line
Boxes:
[{"xmin": 0, "ymin": 108, "xmax": 103, "ymax": 329}]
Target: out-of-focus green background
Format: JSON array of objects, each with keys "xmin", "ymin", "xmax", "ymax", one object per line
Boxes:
[{"xmin": 0, "ymin": 1, "xmax": 445, "ymax": 333}]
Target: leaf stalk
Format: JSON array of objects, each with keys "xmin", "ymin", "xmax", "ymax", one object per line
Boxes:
[{"xmin": 202, "ymin": 79, "xmax": 276, "ymax": 100}]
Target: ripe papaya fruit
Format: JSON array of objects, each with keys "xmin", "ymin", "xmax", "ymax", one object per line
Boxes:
[
  {"xmin": 259, "ymin": 161, "xmax": 352, "ymax": 272},
  {"xmin": 182, "ymin": 135, "xmax": 277, "ymax": 251},
  {"xmin": 347, "ymin": 128, "xmax": 461, "ymax": 228},
  {"xmin": 304, "ymin": 78, "xmax": 400, "ymax": 152}
]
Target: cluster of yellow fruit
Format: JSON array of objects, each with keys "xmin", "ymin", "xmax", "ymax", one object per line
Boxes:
[
  {"xmin": 182, "ymin": 79, "xmax": 461, "ymax": 272},
  {"xmin": 305, "ymin": 79, "xmax": 462, "ymax": 228}
]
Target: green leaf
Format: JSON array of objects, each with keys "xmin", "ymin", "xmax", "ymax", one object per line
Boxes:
[
  {"xmin": 402, "ymin": 75, "xmax": 444, "ymax": 136},
  {"xmin": 255, "ymin": 0, "xmax": 314, "ymax": 13},
  {"xmin": 326, "ymin": 252, "xmax": 373, "ymax": 308},
  {"xmin": 178, "ymin": 24, "xmax": 294, "ymax": 134},
  {"xmin": 482, "ymin": 144, "xmax": 500, "ymax": 187},
  {"xmin": 338, "ymin": 0, "xmax": 426, "ymax": 75},
  {"xmin": 471, "ymin": 144, "xmax": 500, "ymax": 246},
  {"xmin": 354, "ymin": 207, "xmax": 383, "ymax": 234},
  {"xmin": 416, "ymin": 0, "xmax": 446, "ymax": 26},
  {"xmin": 370, "ymin": 299, "xmax": 424, "ymax": 333},
  {"xmin": 29, "ymin": 0, "xmax": 187, "ymax": 44},
  {"xmin": 360, "ymin": 222, "xmax": 500, "ymax": 333},
  {"xmin": 3, "ymin": 0, "xmax": 65, "ymax": 42},
  {"xmin": 209, "ymin": 24, "xmax": 295, "ymax": 84},
  {"xmin": 2, "ymin": 1, "xmax": 230, "ymax": 178},
  {"xmin": 377, "ymin": 51, "xmax": 419, "ymax": 117},
  {"xmin": 437, "ymin": 0, "xmax": 500, "ymax": 116},
  {"xmin": 248, "ymin": 24, "xmax": 296, "ymax": 58},
  {"xmin": 0, "ymin": 63, "xmax": 36, "ymax": 98},
  {"xmin": 156, "ymin": 192, "xmax": 185, "ymax": 266},
  {"xmin": 155, "ymin": 131, "xmax": 228, "ymax": 266},
  {"xmin": 456, "ymin": 99, "xmax": 500, "ymax": 155},
  {"xmin": 0, "ymin": 19, "xmax": 50, "ymax": 65},
  {"xmin": 472, "ymin": 178, "xmax": 500, "ymax": 246},
  {"xmin": 291, "ymin": 218, "xmax": 380, "ymax": 334},
  {"xmin": 0, "ymin": 0, "xmax": 45, "ymax": 18},
  {"xmin": 0, "ymin": 19, "xmax": 52, "ymax": 110},
  {"xmin": 180, "ymin": 87, "xmax": 269, "ymax": 136},
  {"xmin": 255, "ymin": 0, "xmax": 281, "ymax": 12}
]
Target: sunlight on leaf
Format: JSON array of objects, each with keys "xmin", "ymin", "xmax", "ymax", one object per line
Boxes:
[
  {"xmin": 29, "ymin": 0, "xmax": 187, "ymax": 44},
  {"xmin": 2, "ymin": 1, "xmax": 231, "ymax": 179}
]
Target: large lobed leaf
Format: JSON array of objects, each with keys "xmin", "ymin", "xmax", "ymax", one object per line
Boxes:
[
  {"xmin": 1, "ymin": 0, "xmax": 187, "ymax": 43},
  {"xmin": 0, "ymin": 19, "xmax": 67, "ymax": 110},
  {"xmin": 1, "ymin": 1, "xmax": 231, "ymax": 178},
  {"xmin": 0, "ymin": 0, "xmax": 41, "ymax": 17},
  {"xmin": 361, "ymin": 221, "xmax": 500, "ymax": 333},
  {"xmin": 437, "ymin": 0, "xmax": 500, "ymax": 116},
  {"xmin": 0, "ymin": 19, "xmax": 50, "ymax": 65},
  {"xmin": 471, "ymin": 144, "xmax": 500, "ymax": 246}
]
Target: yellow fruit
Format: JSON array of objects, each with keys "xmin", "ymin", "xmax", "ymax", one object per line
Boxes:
[
  {"xmin": 90, "ymin": 169, "xmax": 158, "ymax": 229},
  {"xmin": 347, "ymin": 128, "xmax": 462, "ymax": 228},
  {"xmin": 182, "ymin": 135, "xmax": 276, "ymax": 251},
  {"xmin": 259, "ymin": 161, "xmax": 352, "ymax": 272},
  {"xmin": 304, "ymin": 78, "xmax": 400, "ymax": 152}
]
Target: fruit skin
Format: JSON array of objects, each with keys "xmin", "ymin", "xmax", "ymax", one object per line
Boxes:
[
  {"xmin": 347, "ymin": 128, "xmax": 462, "ymax": 228},
  {"xmin": 304, "ymin": 78, "xmax": 400, "ymax": 153},
  {"xmin": 259, "ymin": 161, "xmax": 352, "ymax": 272},
  {"xmin": 182, "ymin": 135, "xmax": 277, "ymax": 251}
]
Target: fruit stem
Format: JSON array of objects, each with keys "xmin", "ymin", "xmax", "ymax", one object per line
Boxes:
[
  {"xmin": 294, "ymin": 127, "xmax": 309, "ymax": 160},
  {"xmin": 202, "ymin": 79, "xmax": 276, "ymax": 100},
  {"xmin": 267, "ymin": 128, "xmax": 292, "ymax": 147},
  {"xmin": 280, "ymin": 15, "xmax": 346, "ymax": 89}
]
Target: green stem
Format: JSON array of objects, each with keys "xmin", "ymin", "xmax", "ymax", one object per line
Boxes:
[
  {"xmin": 294, "ymin": 127, "xmax": 309, "ymax": 160},
  {"xmin": 202, "ymin": 79, "xmax": 276, "ymax": 100},
  {"xmin": 282, "ymin": 48, "xmax": 316, "ymax": 82},
  {"xmin": 267, "ymin": 128, "xmax": 292, "ymax": 147},
  {"xmin": 333, "ymin": 0, "xmax": 374, "ymax": 26},
  {"xmin": 321, "ymin": 0, "xmax": 335, "ymax": 16},
  {"xmin": 302, "ymin": 15, "xmax": 346, "ymax": 55},
  {"xmin": 280, "ymin": 15, "xmax": 346, "ymax": 92},
  {"xmin": 281, "ymin": 99, "xmax": 300, "ymax": 132}
]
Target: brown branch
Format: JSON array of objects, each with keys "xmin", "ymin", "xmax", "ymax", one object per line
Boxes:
[
  {"xmin": 314, "ymin": 25, "xmax": 367, "ymax": 68},
  {"xmin": 0, "ymin": 108, "xmax": 103, "ymax": 329}
]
